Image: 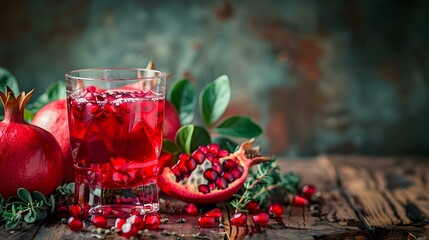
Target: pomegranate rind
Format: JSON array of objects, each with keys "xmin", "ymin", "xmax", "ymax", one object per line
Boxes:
[{"xmin": 157, "ymin": 139, "xmax": 273, "ymax": 205}]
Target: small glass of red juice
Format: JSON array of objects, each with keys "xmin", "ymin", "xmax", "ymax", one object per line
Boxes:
[{"xmin": 65, "ymin": 68, "xmax": 166, "ymax": 217}]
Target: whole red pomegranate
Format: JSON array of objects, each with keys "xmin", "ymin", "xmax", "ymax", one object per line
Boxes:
[
  {"xmin": 32, "ymin": 99, "xmax": 74, "ymax": 183},
  {"xmin": 0, "ymin": 87, "xmax": 63, "ymax": 199},
  {"xmin": 157, "ymin": 139, "xmax": 272, "ymax": 204}
]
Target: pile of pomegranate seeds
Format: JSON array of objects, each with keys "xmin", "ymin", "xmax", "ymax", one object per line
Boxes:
[
  {"xmin": 196, "ymin": 207, "xmax": 223, "ymax": 228},
  {"xmin": 170, "ymin": 143, "xmax": 248, "ymax": 194}
]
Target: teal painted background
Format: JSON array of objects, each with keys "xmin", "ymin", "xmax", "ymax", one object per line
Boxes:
[{"xmin": 1, "ymin": 0, "xmax": 428, "ymax": 156}]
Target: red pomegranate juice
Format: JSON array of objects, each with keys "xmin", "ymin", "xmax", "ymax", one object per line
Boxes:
[{"xmin": 68, "ymin": 87, "xmax": 163, "ymax": 216}]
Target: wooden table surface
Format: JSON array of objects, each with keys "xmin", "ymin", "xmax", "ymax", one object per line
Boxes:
[{"xmin": 1, "ymin": 155, "xmax": 428, "ymax": 240}]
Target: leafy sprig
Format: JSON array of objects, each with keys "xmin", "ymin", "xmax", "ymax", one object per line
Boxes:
[
  {"xmin": 0, "ymin": 184, "xmax": 74, "ymax": 230},
  {"xmin": 0, "ymin": 188, "xmax": 55, "ymax": 230},
  {"xmin": 230, "ymin": 161, "xmax": 299, "ymax": 213}
]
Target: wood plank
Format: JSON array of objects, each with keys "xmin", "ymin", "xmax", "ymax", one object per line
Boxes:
[
  {"xmin": 223, "ymin": 158, "xmax": 369, "ymax": 239},
  {"xmin": 0, "ymin": 223, "xmax": 40, "ymax": 240},
  {"xmin": 330, "ymin": 155, "xmax": 429, "ymax": 239}
]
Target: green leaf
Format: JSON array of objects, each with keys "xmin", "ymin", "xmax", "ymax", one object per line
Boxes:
[
  {"xmin": 27, "ymin": 80, "xmax": 66, "ymax": 113},
  {"xmin": 168, "ymin": 79, "xmax": 196, "ymax": 124},
  {"xmin": 175, "ymin": 125, "xmax": 194, "ymax": 154},
  {"xmin": 6, "ymin": 219, "xmax": 20, "ymax": 230},
  {"xmin": 213, "ymin": 137, "xmax": 238, "ymax": 153},
  {"xmin": 49, "ymin": 195, "xmax": 55, "ymax": 213},
  {"xmin": 0, "ymin": 67, "xmax": 19, "ymax": 94},
  {"xmin": 190, "ymin": 126, "xmax": 211, "ymax": 152},
  {"xmin": 199, "ymin": 75, "xmax": 231, "ymax": 127},
  {"xmin": 162, "ymin": 139, "xmax": 180, "ymax": 154},
  {"xmin": 24, "ymin": 209, "xmax": 36, "ymax": 223},
  {"xmin": 24, "ymin": 108, "xmax": 35, "ymax": 123},
  {"xmin": 214, "ymin": 116, "xmax": 262, "ymax": 138},
  {"xmin": 17, "ymin": 188, "xmax": 32, "ymax": 203},
  {"xmin": 33, "ymin": 191, "xmax": 48, "ymax": 205},
  {"xmin": 35, "ymin": 210, "xmax": 47, "ymax": 221}
]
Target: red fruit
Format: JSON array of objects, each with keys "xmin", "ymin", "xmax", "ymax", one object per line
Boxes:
[
  {"xmin": 68, "ymin": 217, "xmax": 83, "ymax": 232},
  {"xmin": 192, "ymin": 150, "xmax": 206, "ymax": 164},
  {"xmin": 203, "ymin": 208, "xmax": 222, "ymax": 219},
  {"xmin": 69, "ymin": 203, "xmax": 83, "ymax": 217},
  {"xmin": 203, "ymin": 168, "xmax": 218, "ymax": 181},
  {"xmin": 208, "ymin": 143, "xmax": 220, "ymax": 155},
  {"xmin": 230, "ymin": 213, "xmax": 247, "ymax": 226},
  {"xmin": 292, "ymin": 195, "xmax": 309, "ymax": 207},
  {"xmin": 114, "ymin": 218, "xmax": 126, "ymax": 229},
  {"xmin": 268, "ymin": 203, "xmax": 283, "ymax": 217},
  {"xmin": 126, "ymin": 215, "xmax": 145, "ymax": 230},
  {"xmin": 163, "ymin": 100, "xmax": 181, "ymax": 140},
  {"xmin": 91, "ymin": 215, "xmax": 108, "ymax": 228},
  {"xmin": 244, "ymin": 201, "xmax": 260, "ymax": 214},
  {"xmin": 198, "ymin": 216, "xmax": 216, "ymax": 228},
  {"xmin": 0, "ymin": 88, "xmax": 63, "ymax": 198},
  {"xmin": 185, "ymin": 203, "xmax": 199, "ymax": 215},
  {"xmin": 252, "ymin": 213, "xmax": 269, "ymax": 225},
  {"xmin": 301, "ymin": 184, "xmax": 316, "ymax": 199},
  {"xmin": 158, "ymin": 139, "xmax": 273, "ymax": 204},
  {"xmin": 32, "ymin": 99, "xmax": 73, "ymax": 183},
  {"xmin": 144, "ymin": 213, "xmax": 161, "ymax": 230},
  {"xmin": 120, "ymin": 223, "xmax": 138, "ymax": 238}
]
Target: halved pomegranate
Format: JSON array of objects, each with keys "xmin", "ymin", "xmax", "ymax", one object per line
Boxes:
[{"xmin": 157, "ymin": 139, "xmax": 272, "ymax": 204}]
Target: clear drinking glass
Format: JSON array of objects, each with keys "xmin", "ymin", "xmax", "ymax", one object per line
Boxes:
[{"xmin": 65, "ymin": 68, "xmax": 166, "ymax": 217}]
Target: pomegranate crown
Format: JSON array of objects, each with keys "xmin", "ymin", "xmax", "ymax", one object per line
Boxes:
[{"xmin": 0, "ymin": 86, "xmax": 34, "ymax": 123}]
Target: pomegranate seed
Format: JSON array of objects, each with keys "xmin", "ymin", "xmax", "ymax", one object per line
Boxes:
[
  {"xmin": 208, "ymin": 143, "xmax": 220, "ymax": 155},
  {"xmin": 205, "ymin": 153, "xmax": 214, "ymax": 161},
  {"xmin": 178, "ymin": 153, "xmax": 189, "ymax": 162},
  {"xmin": 215, "ymin": 177, "xmax": 228, "ymax": 189},
  {"xmin": 120, "ymin": 222, "xmax": 138, "ymax": 238},
  {"xmin": 86, "ymin": 86, "xmax": 96, "ymax": 93},
  {"xmin": 230, "ymin": 213, "xmax": 247, "ymax": 226},
  {"xmin": 237, "ymin": 165, "xmax": 244, "ymax": 173},
  {"xmin": 185, "ymin": 203, "xmax": 199, "ymax": 215},
  {"xmin": 103, "ymin": 206, "xmax": 113, "ymax": 215},
  {"xmin": 292, "ymin": 195, "xmax": 309, "ymax": 207},
  {"xmin": 203, "ymin": 168, "xmax": 218, "ymax": 181},
  {"xmin": 198, "ymin": 184, "xmax": 210, "ymax": 194},
  {"xmin": 177, "ymin": 160, "xmax": 189, "ymax": 175},
  {"xmin": 114, "ymin": 218, "xmax": 126, "ymax": 229},
  {"xmin": 67, "ymin": 217, "xmax": 83, "ymax": 232},
  {"xmin": 212, "ymin": 163, "xmax": 223, "ymax": 174},
  {"xmin": 252, "ymin": 213, "xmax": 270, "ymax": 225},
  {"xmin": 86, "ymin": 103, "xmax": 101, "ymax": 116},
  {"xmin": 223, "ymin": 159, "xmax": 238, "ymax": 170},
  {"xmin": 144, "ymin": 213, "xmax": 161, "ymax": 230},
  {"xmin": 186, "ymin": 158, "xmax": 197, "ymax": 171},
  {"xmin": 218, "ymin": 149, "xmax": 230, "ymax": 158},
  {"xmin": 244, "ymin": 201, "xmax": 261, "ymax": 214},
  {"xmin": 198, "ymin": 216, "xmax": 216, "ymax": 228},
  {"xmin": 268, "ymin": 203, "xmax": 284, "ymax": 217},
  {"xmin": 223, "ymin": 171, "xmax": 235, "ymax": 183},
  {"xmin": 171, "ymin": 166, "xmax": 182, "ymax": 181},
  {"xmin": 68, "ymin": 203, "xmax": 83, "ymax": 217},
  {"xmin": 208, "ymin": 182, "xmax": 216, "ymax": 190},
  {"xmin": 130, "ymin": 209, "xmax": 140, "ymax": 216},
  {"xmin": 204, "ymin": 208, "xmax": 222, "ymax": 219},
  {"xmin": 127, "ymin": 215, "xmax": 145, "ymax": 230},
  {"xmin": 212, "ymin": 157, "xmax": 220, "ymax": 164},
  {"xmin": 198, "ymin": 145, "xmax": 209, "ymax": 154},
  {"xmin": 192, "ymin": 150, "xmax": 206, "ymax": 164},
  {"xmin": 104, "ymin": 103, "xmax": 118, "ymax": 114},
  {"xmin": 91, "ymin": 215, "xmax": 108, "ymax": 228},
  {"xmin": 231, "ymin": 168, "xmax": 243, "ymax": 179},
  {"xmin": 301, "ymin": 184, "xmax": 317, "ymax": 199}
]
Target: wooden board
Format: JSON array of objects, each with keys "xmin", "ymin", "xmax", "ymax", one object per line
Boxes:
[{"xmin": 1, "ymin": 156, "xmax": 428, "ymax": 239}]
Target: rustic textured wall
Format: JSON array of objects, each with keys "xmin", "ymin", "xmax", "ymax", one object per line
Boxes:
[{"xmin": 1, "ymin": 0, "xmax": 428, "ymax": 156}]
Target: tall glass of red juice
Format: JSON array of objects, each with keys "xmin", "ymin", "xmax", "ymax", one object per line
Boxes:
[{"xmin": 65, "ymin": 68, "xmax": 166, "ymax": 217}]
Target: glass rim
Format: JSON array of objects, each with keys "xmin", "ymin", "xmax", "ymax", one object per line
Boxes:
[{"xmin": 65, "ymin": 68, "xmax": 167, "ymax": 81}]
